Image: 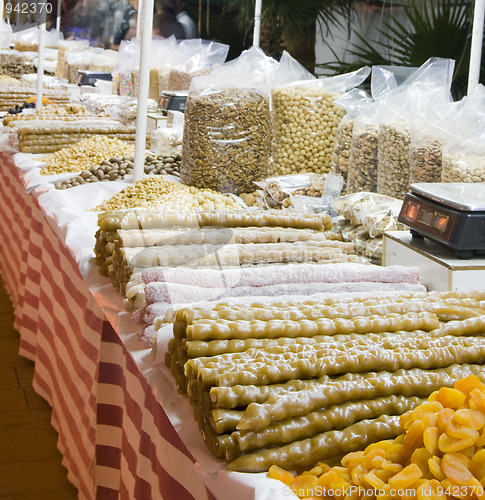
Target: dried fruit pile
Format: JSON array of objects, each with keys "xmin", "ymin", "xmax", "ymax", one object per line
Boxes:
[{"xmin": 269, "ymin": 374, "xmax": 485, "ymax": 500}]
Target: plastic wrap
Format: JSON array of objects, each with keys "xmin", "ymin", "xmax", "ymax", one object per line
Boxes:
[
  {"xmin": 180, "ymin": 47, "xmax": 278, "ymax": 195},
  {"xmin": 254, "ymin": 173, "xmax": 325, "ymax": 209},
  {"xmin": 333, "ymin": 192, "xmax": 405, "ymax": 238},
  {"xmin": 442, "ymin": 84, "xmax": 485, "ymax": 183},
  {"xmin": 347, "ymin": 101, "xmax": 379, "ymax": 194},
  {"xmin": 332, "ymin": 89, "xmax": 372, "ymax": 185},
  {"xmin": 166, "ymin": 39, "xmax": 229, "ymax": 92},
  {"xmin": 376, "ymin": 58, "xmax": 455, "ymax": 199},
  {"xmin": 271, "ymin": 60, "xmax": 370, "ymax": 177}
]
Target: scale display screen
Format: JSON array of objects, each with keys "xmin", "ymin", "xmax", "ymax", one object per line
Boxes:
[{"xmin": 401, "ymin": 200, "xmax": 451, "ymax": 238}]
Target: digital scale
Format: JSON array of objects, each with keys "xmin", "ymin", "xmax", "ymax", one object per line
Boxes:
[
  {"xmin": 76, "ymin": 71, "xmax": 112, "ymax": 87},
  {"xmin": 158, "ymin": 91, "xmax": 188, "ymax": 115},
  {"xmin": 398, "ymin": 183, "xmax": 485, "ymax": 259}
]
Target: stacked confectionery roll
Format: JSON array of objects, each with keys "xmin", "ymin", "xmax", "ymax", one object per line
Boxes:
[
  {"xmin": 0, "ymin": 83, "xmax": 70, "ymax": 112},
  {"xmin": 13, "ymin": 119, "xmax": 138, "ymax": 154},
  {"xmin": 94, "ymin": 209, "xmax": 355, "ymax": 293},
  {"xmin": 132, "ymin": 263, "xmax": 426, "ymax": 345},
  {"xmin": 161, "ymin": 290, "xmax": 485, "ymax": 472}
]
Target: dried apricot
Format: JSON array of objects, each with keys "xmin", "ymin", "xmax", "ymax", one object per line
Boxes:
[
  {"xmin": 362, "ymin": 449, "xmax": 387, "ymax": 469},
  {"xmin": 413, "ymin": 402, "xmax": 444, "ymax": 421},
  {"xmin": 290, "ymin": 474, "xmax": 318, "ymax": 498},
  {"xmin": 386, "ymin": 443, "xmax": 412, "ymax": 465},
  {"xmin": 423, "ymin": 427, "xmax": 440, "ymax": 456},
  {"xmin": 422, "ymin": 413, "xmax": 438, "ymax": 429},
  {"xmin": 437, "ymin": 408, "xmax": 455, "ymax": 433},
  {"xmin": 316, "ymin": 469, "xmax": 344, "ymax": 488},
  {"xmin": 454, "ymin": 375, "xmax": 485, "ymax": 397},
  {"xmin": 342, "ymin": 450, "xmax": 365, "ymax": 471},
  {"xmin": 454, "ymin": 409, "xmax": 485, "ymax": 431},
  {"xmin": 365, "ymin": 470, "xmax": 386, "ymax": 490},
  {"xmin": 411, "ymin": 448, "xmax": 433, "ymax": 475},
  {"xmin": 445, "ymin": 419, "xmax": 479, "ymax": 441},
  {"xmin": 470, "ymin": 449, "xmax": 485, "ymax": 480},
  {"xmin": 470, "ymin": 389, "xmax": 485, "ymax": 413},
  {"xmin": 438, "ymin": 433, "xmax": 475, "ymax": 453},
  {"xmin": 350, "ymin": 464, "xmax": 366, "ymax": 487},
  {"xmin": 401, "ymin": 411, "xmax": 414, "ymax": 430},
  {"xmin": 441, "ymin": 453, "xmax": 473, "ymax": 485},
  {"xmin": 388, "ymin": 463, "xmax": 423, "ymax": 490},
  {"xmin": 268, "ymin": 464, "xmax": 295, "ymax": 486},
  {"xmin": 428, "ymin": 456, "xmax": 446, "ymax": 481},
  {"xmin": 476, "ymin": 428, "xmax": 485, "ymax": 448},
  {"xmin": 435, "ymin": 388, "xmax": 467, "ymax": 409},
  {"xmin": 417, "ymin": 479, "xmax": 447, "ymax": 500},
  {"xmin": 428, "ymin": 391, "xmax": 439, "ymax": 402},
  {"xmin": 404, "ymin": 420, "xmax": 425, "ymax": 450}
]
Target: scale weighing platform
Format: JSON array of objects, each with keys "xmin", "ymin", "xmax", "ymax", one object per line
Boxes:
[
  {"xmin": 398, "ymin": 183, "xmax": 485, "ymax": 259},
  {"xmin": 384, "ymin": 183, "xmax": 485, "ymax": 291}
]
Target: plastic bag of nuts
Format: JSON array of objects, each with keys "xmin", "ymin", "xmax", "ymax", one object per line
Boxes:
[
  {"xmin": 180, "ymin": 47, "xmax": 277, "ymax": 195},
  {"xmin": 409, "ymin": 124, "xmax": 445, "ymax": 183},
  {"xmin": 331, "ymin": 88, "xmax": 372, "ymax": 185},
  {"xmin": 347, "ymin": 102, "xmax": 379, "ymax": 194},
  {"xmin": 441, "ymin": 85, "xmax": 485, "ymax": 183},
  {"xmin": 271, "ymin": 66, "xmax": 370, "ymax": 177},
  {"xmin": 377, "ymin": 113, "xmax": 411, "ymax": 200},
  {"xmin": 166, "ymin": 40, "xmax": 229, "ymax": 91}
]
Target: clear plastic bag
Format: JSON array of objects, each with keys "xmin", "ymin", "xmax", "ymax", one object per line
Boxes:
[
  {"xmin": 333, "ymin": 191, "xmax": 406, "ymax": 238},
  {"xmin": 166, "ymin": 39, "xmax": 229, "ymax": 92},
  {"xmin": 376, "ymin": 58, "xmax": 454, "ymax": 199},
  {"xmin": 254, "ymin": 173, "xmax": 326, "ymax": 208},
  {"xmin": 180, "ymin": 47, "xmax": 278, "ymax": 195},
  {"xmin": 347, "ymin": 101, "xmax": 379, "ymax": 194},
  {"xmin": 271, "ymin": 62, "xmax": 370, "ymax": 176},
  {"xmin": 441, "ymin": 84, "xmax": 485, "ymax": 183},
  {"xmin": 332, "ymin": 88, "xmax": 373, "ymax": 186}
]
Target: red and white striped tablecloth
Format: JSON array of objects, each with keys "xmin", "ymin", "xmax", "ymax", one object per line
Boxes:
[{"xmin": 0, "ymin": 149, "xmax": 289, "ymax": 500}]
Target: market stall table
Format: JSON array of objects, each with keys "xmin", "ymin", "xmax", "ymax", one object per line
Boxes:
[{"xmin": 0, "ymin": 146, "xmax": 291, "ymax": 500}]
